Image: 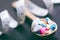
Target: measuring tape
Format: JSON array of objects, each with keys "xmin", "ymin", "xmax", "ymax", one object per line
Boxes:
[
  {"xmin": 52, "ymin": 0, "xmax": 60, "ymax": 4},
  {"xmin": 17, "ymin": 0, "xmax": 54, "ymax": 17},
  {"xmin": 15, "ymin": 0, "xmax": 54, "ymax": 25},
  {"xmin": 0, "ymin": 10, "xmax": 18, "ymax": 34},
  {"xmin": 16, "ymin": 0, "xmax": 25, "ymax": 24},
  {"xmin": 12, "ymin": 0, "xmax": 57, "ymax": 36},
  {"xmin": 25, "ymin": 0, "xmax": 54, "ymax": 16}
]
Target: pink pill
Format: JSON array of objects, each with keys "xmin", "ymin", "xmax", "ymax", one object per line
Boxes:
[{"xmin": 40, "ymin": 27, "xmax": 46, "ymax": 34}]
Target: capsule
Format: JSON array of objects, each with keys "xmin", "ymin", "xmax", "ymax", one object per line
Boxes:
[
  {"xmin": 50, "ymin": 24, "xmax": 56, "ymax": 30},
  {"xmin": 40, "ymin": 27, "xmax": 46, "ymax": 34}
]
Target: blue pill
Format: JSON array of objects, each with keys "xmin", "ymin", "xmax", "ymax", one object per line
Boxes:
[
  {"xmin": 46, "ymin": 17, "xmax": 50, "ymax": 22},
  {"xmin": 40, "ymin": 24, "xmax": 46, "ymax": 27},
  {"xmin": 50, "ymin": 24, "xmax": 56, "ymax": 30}
]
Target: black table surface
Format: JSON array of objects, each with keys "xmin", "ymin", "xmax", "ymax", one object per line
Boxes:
[{"xmin": 0, "ymin": 0, "xmax": 60, "ymax": 40}]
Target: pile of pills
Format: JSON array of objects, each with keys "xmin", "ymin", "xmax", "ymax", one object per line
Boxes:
[{"xmin": 32, "ymin": 17, "xmax": 56, "ymax": 36}]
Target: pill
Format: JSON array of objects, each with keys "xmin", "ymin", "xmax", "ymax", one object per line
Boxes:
[
  {"xmin": 46, "ymin": 25, "xmax": 50, "ymax": 31},
  {"xmin": 46, "ymin": 17, "xmax": 50, "ymax": 22},
  {"xmin": 50, "ymin": 24, "xmax": 56, "ymax": 30},
  {"xmin": 40, "ymin": 27, "xmax": 46, "ymax": 34},
  {"xmin": 40, "ymin": 24, "xmax": 46, "ymax": 27},
  {"xmin": 46, "ymin": 27, "xmax": 50, "ymax": 31}
]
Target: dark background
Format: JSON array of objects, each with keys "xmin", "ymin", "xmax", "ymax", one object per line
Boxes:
[{"xmin": 0, "ymin": 0, "xmax": 60, "ymax": 40}]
